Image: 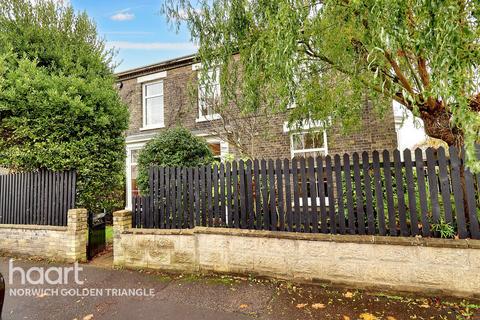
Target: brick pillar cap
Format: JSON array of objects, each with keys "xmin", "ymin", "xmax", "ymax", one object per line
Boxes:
[{"xmin": 113, "ymin": 210, "xmax": 132, "ymax": 218}]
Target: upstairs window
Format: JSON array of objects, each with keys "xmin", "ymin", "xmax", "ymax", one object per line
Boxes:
[
  {"xmin": 142, "ymin": 81, "xmax": 164, "ymax": 129},
  {"xmin": 197, "ymin": 69, "xmax": 221, "ymax": 121}
]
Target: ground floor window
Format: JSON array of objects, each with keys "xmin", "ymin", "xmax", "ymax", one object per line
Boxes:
[
  {"xmin": 290, "ymin": 130, "xmax": 328, "ymax": 159},
  {"xmin": 208, "ymin": 142, "xmax": 222, "ymax": 161},
  {"xmin": 126, "ymin": 144, "xmax": 145, "ymax": 209},
  {"xmin": 205, "ymin": 137, "xmax": 229, "ymax": 162},
  {"xmin": 289, "ymin": 129, "xmax": 329, "ymax": 206}
]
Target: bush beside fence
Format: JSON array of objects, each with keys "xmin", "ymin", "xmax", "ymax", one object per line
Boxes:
[{"xmin": 132, "ymin": 146, "xmax": 480, "ymax": 239}]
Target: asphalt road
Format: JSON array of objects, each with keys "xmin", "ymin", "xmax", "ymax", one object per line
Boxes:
[
  {"xmin": 0, "ymin": 257, "xmax": 478, "ymax": 320},
  {"xmin": 0, "ymin": 258, "xmax": 256, "ymax": 320}
]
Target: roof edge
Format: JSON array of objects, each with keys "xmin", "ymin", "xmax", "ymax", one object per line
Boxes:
[{"xmin": 115, "ymin": 53, "xmax": 198, "ymax": 81}]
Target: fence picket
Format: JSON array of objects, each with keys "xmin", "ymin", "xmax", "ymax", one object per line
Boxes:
[
  {"xmin": 343, "ymin": 154, "xmax": 355, "ymax": 234},
  {"xmin": 232, "ymin": 161, "xmax": 240, "ymax": 228},
  {"xmin": 275, "ymin": 159, "xmax": 285, "ymax": 231},
  {"xmin": 450, "ymin": 146, "xmax": 468, "ymax": 239},
  {"xmin": 414, "ymin": 148, "xmax": 430, "ymax": 236},
  {"xmin": 292, "ymin": 159, "xmax": 301, "ymax": 232},
  {"xmin": 403, "ymin": 149, "xmax": 419, "ymax": 236},
  {"xmin": 239, "ymin": 160, "xmax": 247, "ymax": 229},
  {"xmin": 219, "ymin": 163, "xmax": 227, "ymax": 227},
  {"xmin": 226, "ymin": 162, "xmax": 233, "ymax": 227},
  {"xmin": 315, "ymin": 157, "xmax": 325, "ymax": 233},
  {"xmin": 325, "ymin": 155, "xmax": 336, "ymax": 234},
  {"xmin": 246, "ymin": 160, "xmax": 255, "ymax": 229},
  {"xmin": 307, "ymin": 157, "xmax": 318, "ymax": 233},
  {"xmin": 334, "ymin": 155, "xmax": 346, "ymax": 234},
  {"xmin": 464, "ymin": 166, "xmax": 480, "ymax": 239},
  {"xmin": 213, "ymin": 164, "xmax": 220, "ymax": 227},
  {"xmin": 353, "ymin": 153, "xmax": 365, "ymax": 235},
  {"xmin": 253, "ymin": 159, "xmax": 262, "ymax": 229},
  {"xmin": 283, "ymin": 159, "xmax": 293, "ymax": 232},
  {"xmin": 382, "ymin": 150, "xmax": 397, "ymax": 236},
  {"xmin": 192, "ymin": 166, "xmax": 199, "ymax": 228},
  {"xmin": 181, "ymin": 167, "xmax": 188, "ymax": 228},
  {"xmin": 159, "ymin": 167, "xmax": 165, "ymax": 228},
  {"xmin": 199, "ymin": 166, "xmax": 206, "ymax": 227},
  {"xmin": 299, "ymin": 158, "xmax": 309, "ymax": 232},
  {"xmin": 260, "ymin": 159, "xmax": 269, "ymax": 230},
  {"xmin": 206, "ymin": 166, "xmax": 212, "ymax": 227},
  {"xmin": 268, "ymin": 159, "xmax": 277, "ymax": 231},
  {"xmin": 426, "ymin": 148, "xmax": 441, "ymax": 227},
  {"xmin": 393, "ymin": 149, "xmax": 409, "ymax": 236},
  {"xmin": 361, "ymin": 152, "xmax": 375, "ymax": 234},
  {"xmin": 437, "ymin": 147, "xmax": 453, "ymax": 226}
]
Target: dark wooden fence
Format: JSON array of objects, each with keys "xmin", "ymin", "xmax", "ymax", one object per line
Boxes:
[
  {"xmin": 132, "ymin": 146, "xmax": 480, "ymax": 239},
  {"xmin": 0, "ymin": 170, "xmax": 76, "ymax": 226}
]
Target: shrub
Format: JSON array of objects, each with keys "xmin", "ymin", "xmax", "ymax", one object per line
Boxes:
[
  {"xmin": 0, "ymin": 0, "xmax": 129, "ymax": 213},
  {"xmin": 137, "ymin": 127, "xmax": 214, "ymax": 194}
]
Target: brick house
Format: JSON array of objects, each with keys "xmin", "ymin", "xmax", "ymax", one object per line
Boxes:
[{"xmin": 116, "ymin": 54, "xmax": 398, "ymax": 208}]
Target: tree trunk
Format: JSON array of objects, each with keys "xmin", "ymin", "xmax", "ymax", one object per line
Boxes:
[
  {"xmin": 417, "ymin": 105, "xmax": 475, "ymax": 230},
  {"xmin": 420, "ymin": 107, "xmax": 464, "ymax": 149}
]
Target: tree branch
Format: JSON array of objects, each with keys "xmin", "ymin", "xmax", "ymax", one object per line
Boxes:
[{"xmin": 384, "ymin": 51, "xmax": 415, "ymax": 95}]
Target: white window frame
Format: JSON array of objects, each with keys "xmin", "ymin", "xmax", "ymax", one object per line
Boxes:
[
  {"xmin": 289, "ymin": 130, "xmax": 328, "ymax": 159},
  {"xmin": 196, "ymin": 68, "xmax": 221, "ymax": 122},
  {"xmin": 141, "ymin": 80, "xmax": 165, "ymax": 130},
  {"xmin": 287, "ymin": 126, "xmax": 329, "ymax": 207},
  {"xmin": 125, "ymin": 143, "xmax": 145, "ymax": 209},
  {"xmin": 204, "ymin": 137, "xmax": 229, "ymax": 161}
]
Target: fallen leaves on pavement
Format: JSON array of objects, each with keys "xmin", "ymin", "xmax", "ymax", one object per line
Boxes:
[{"xmin": 359, "ymin": 313, "xmax": 378, "ymax": 320}]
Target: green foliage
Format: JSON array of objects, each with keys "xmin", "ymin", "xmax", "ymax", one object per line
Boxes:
[
  {"xmin": 137, "ymin": 127, "xmax": 214, "ymax": 194},
  {"xmin": 431, "ymin": 219, "xmax": 456, "ymax": 239},
  {"xmin": 164, "ymin": 0, "xmax": 480, "ymax": 172},
  {"xmin": 0, "ymin": 0, "xmax": 129, "ymax": 213}
]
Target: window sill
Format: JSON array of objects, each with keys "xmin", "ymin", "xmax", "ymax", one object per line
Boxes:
[
  {"xmin": 196, "ymin": 114, "xmax": 222, "ymax": 122},
  {"xmin": 140, "ymin": 124, "xmax": 165, "ymax": 131}
]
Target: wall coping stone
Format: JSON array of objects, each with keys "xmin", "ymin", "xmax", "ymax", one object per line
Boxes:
[
  {"xmin": 125, "ymin": 228, "xmax": 194, "ymax": 236},
  {"xmin": 113, "ymin": 210, "xmax": 132, "ymax": 218},
  {"xmin": 0, "ymin": 224, "xmax": 67, "ymax": 232},
  {"xmin": 122, "ymin": 226, "xmax": 480, "ymax": 249}
]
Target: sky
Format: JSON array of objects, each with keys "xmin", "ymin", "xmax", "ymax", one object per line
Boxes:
[{"xmin": 69, "ymin": 0, "xmax": 197, "ymax": 72}]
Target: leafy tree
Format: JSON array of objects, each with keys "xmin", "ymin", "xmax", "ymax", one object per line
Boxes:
[
  {"xmin": 165, "ymin": 0, "xmax": 480, "ymax": 171},
  {"xmin": 0, "ymin": 0, "xmax": 129, "ymax": 213},
  {"xmin": 137, "ymin": 127, "xmax": 214, "ymax": 194}
]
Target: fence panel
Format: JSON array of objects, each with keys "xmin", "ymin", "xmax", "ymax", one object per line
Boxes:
[
  {"xmin": 0, "ymin": 170, "xmax": 76, "ymax": 226},
  {"xmin": 132, "ymin": 147, "xmax": 480, "ymax": 239}
]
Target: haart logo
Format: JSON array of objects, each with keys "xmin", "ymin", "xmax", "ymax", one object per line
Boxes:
[{"xmin": 8, "ymin": 259, "xmax": 84, "ymax": 285}]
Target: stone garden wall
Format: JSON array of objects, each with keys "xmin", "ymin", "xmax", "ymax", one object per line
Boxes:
[
  {"xmin": 113, "ymin": 210, "xmax": 480, "ymax": 298},
  {"xmin": 0, "ymin": 209, "xmax": 88, "ymax": 262}
]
